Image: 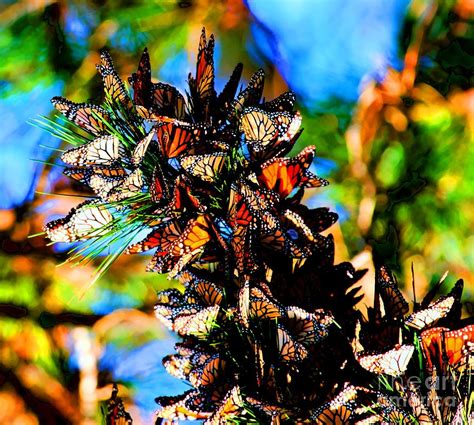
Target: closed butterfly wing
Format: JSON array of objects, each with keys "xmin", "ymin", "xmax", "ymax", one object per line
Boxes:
[
  {"xmin": 191, "ymin": 278, "xmax": 224, "ymax": 306},
  {"xmin": 163, "ymin": 354, "xmax": 193, "ymax": 380},
  {"xmin": 262, "ymin": 91, "xmax": 296, "ymax": 112},
  {"xmin": 97, "ymin": 49, "xmax": 131, "ymax": 107},
  {"xmin": 152, "ymin": 82, "xmax": 187, "ymax": 120},
  {"xmin": 205, "ymin": 386, "xmax": 243, "ymax": 425},
  {"xmin": 125, "ymin": 219, "xmax": 182, "ymax": 254},
  {"xmin": 240, "ymin": 107, "xmax": 277, "ymax": 144},
  {"xmin": 406, "ymin": 295, "xmax": 455, "ymax": 331},
  {"xmin": 258, "ymin": 146, "xmax": 315, "ymax": 198},
  {"xmin": 128, "ymin": 47, "xmax": 152, "ymax": 107},
  {"xmin": 149, "ymin": 164, "xmax": 168, "ymax": 203},
  {"xmin": 52, "ymin": 96, "xmax": 110, "ymax": 135},
  {"xmin": 157, "ymin": 390, "xmax": 211, "ymax": 421},
  {"xmin": 131, "ymin": 129, "xmax": 155, "ymax": 166},
  {"xmin": 230, "ymin": 69, "xmax": 265, "ymax": 118},
  {"xmin": 107, "ymin": 169, "xmax": 144, "ymax": 202},
  {"xmin": 181, "ymin": 153, "xmax": 226, "ymax": 183},
  {"xmin": 156, "ymin": 122, "xmax": 194, "ymax": 158},
  {"xmin": 189, "ymin": 354, "xmax": 226, "ymax": 388},
  {"xmin": 173, "ymin": 305, "xmax": 220, "ymax": 337},
  {"xmin": 285, "ymin": 307, "xmax": 334, "ymax": 345},
  {"xmin": 356, "ymin": 344, "xmax": 415, "ymax": 377},
  {"xmin": 61, "ymin": 135, "xmax": 125, "ymax": 166},
  {"xmin": 249, "ymin": 287, "xmax": 284, "ymax": 320},
  {"xmin": 216, "ymin": 62, "xmax": 243, "ymax": 114},
  {"xmin": 106, "ymin": 384, "xmax": 132, "ymax": 425},
  {"xmin": 311, "ymin": 386, "xmax": 363, "ymax": 424},
  {"xmin": 44, "ymin": 200, "xmax": 114, "ymax": 243},
  {"xmin": 276, "ymin": 324, "xmax": 308, "ymax": 363},
  {"xmin": 421, "ymin": 325, "xmax": 474, "ymax": 371},
  {"xmin": 169, "ymin": 215, "xmax": 212, "ymax": 258},
  {"xmin": 188, "ymin": 29, "xmax": 216, "ymax": 119},
  {"xmin": 376, "ymin": 266, "xmax": 409, "ymax": 319}
]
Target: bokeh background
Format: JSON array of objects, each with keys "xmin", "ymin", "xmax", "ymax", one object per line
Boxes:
[{"xmin": 0, "ymin": 0, "xmax": 472, "ymax": 423}]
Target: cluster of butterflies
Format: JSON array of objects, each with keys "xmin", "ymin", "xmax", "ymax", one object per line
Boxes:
[
  {"xmin": 45, "ymin": 28, "xmax": 330, "ymax": 283},
  {"xmin": 43, "ymin": 28, "xmax": 473, "ymax": 424},
  {"xmin": 153, "ymin": 267, "xmax": 339, "ymax": 423},
  {"xmin": 349, "ymin": 266, "xmax": 473, "ymax": 424}
]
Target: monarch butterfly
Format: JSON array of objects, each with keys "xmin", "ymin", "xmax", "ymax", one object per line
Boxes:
[
  {"xmin": 262, "ymin": 91, "xmax": 296, "ymax": 112},
  {"xmin": 246, "ymin": 397, "xmax": 289, "ymax": 420},
  {"xmin": 107, "ymin": 169, "xmax": 144, "ymax": 202},
  {"xmin": 249, "ymin": 287, "xmax": 283, "ymax": 320},
  {"xmin": 356, "ymin": 344, "xmax": 415, "ymax": 377},
  {"xmin": 64, "ymin": 166, "xmax": 126, "ymax": 199},
  {"xmin": 376, "ymin": 266, "xmax": 410, "ymax": 319},
  {"xmin": 259, "ymin": 213, "xmax": 287, "ymax": 253},
  {"xmin": 216, "ymin": 62, "xmax": 243, "ymax": 115},
  {"xmin": 150, "ymin": 176, "xmax": 204, "ymax": 219},
  {"xmin": 227, "ymin": 185, "xmax": 254, "ymax": 229},
  {"xmin": 227, "ymin": 186, "xmax": 258, "ymax": 273},
  {"xmin": 149, "ymin": 165, "xmax": 168, "ymax": 203},
  {"xmin": 169, "ymin": 215, "xmax": 212, "ymax": 258},
  {"xmin": 289, "ymin": 205, "xmax": 337, "ymax": 234},
  {"xmin": 128, "ymin": 47, "xmax": 152, "ymax": 108},
  {"xmin": 421, "ymin": 324, "xmax": 474, "ymax": 371},
  {"xmin": 156, "ymin": 390, "xmax": 211, "ymax": 421},
  {"xmin": 249, "ymin": 109, "xmax": 301, "ymax": 145},
  {"xmin": 230, "ymin": 69, "xmax": 265, "ymax": 118},
  {"xmin": 240, "ymin": 107, "xmax": 277, "ymax": 144},
  {"xmin": 52, "ymin": 96, "xmax": 110, "ymax": 136},
  {"xmin": 154, "ymin": 303, "xmax": 201, "ymax": 330},
  {"xmin": 165, "ymin": 247, "xmax": 209, "ymax": 278},
  {"xmin": 151, "ymin": 82, "xmax": 188, "ymax": 120},
  {"xmin": 405, "ymin": 280, "xmax": 463, "ymax": 330},
  {"xmin": 189, "ymin": 355, "xmax": 226, "ymax": 388},
  {"xmin": 145, "ymin": 216, "xmax": 213, "ymax": 274},
  {"xmin": 238, "ymin": 181, "xmax": 276, "ymax": 214},
  {"xmin": 44, "ymin": 200, "xmax": 114, "ymax": 243},
  {"xmin": 61, "ymin": 135, "xmax": 126, "ymax": 166},
  {"xmin": 285, "ymin": 307, "xmax": 334, "ymax": 345},
  {"xmin": 282, "ymin": 209, "xmax": 317, "ymax": 244},
  {"xmin": 156, "ymin": 122, "xmax": 194, "ymax": 158},
  {"xmin": 166, "ymin": 176, "xmax": 206, "ymax": 213},
  {"xmin": 276, "ymin": 324, "xmax": 308, "ymax": 363},
  {"xmin": 205, "ymin": 386, "xmax": 243, "ymax": 425},
  {"xmin": 126, "ymin": 220, "xmax": 182, "ymax": 254},
  {"xmin": 188, "ymin": 28, "xmax": 215, "ymax": 121},
  {"xmin": 131, "ymin": 129, "xmax": 155, "ymax": 166},
  {"xmin": 244, "ymin": 110, "xmax": 302, "ymax": 161},
  {"xmin": 303, "ymin": 171, "xmax": 329, "ymax": 189},
  {"xmin": 310, "ymin": 385, "xmax": 360, "ymax": 424},
  {"xmin": 180, "ymin": 153, "xmax": 226, "ymax": 183},
  {"xmin": 156, "ymin": 289, "xmax": 184, "ymax": 306},
  {"xmin": 88, "ymin": 172, "xmax": 126, "ymax": 200},
  {"xmin": 376, "ymin": 392, "xmax": 413, "ymax": 424},
  {"xmin": 237, "ymin": 279, "xmax": 250, "ymax": 328},
  {"xmin": 106, "ymin": 384, "xmax": 132, "ymax": 425},
  {"xmin": 173, "ymin": 305, "xmax": 220, "ymax": 337},
  {"xmin": 97, "ymin": 49, "xmax": 131, "ymax": 107},
  {"xmin": 406, "ymin": 382, "xmax": 437, "ymax": 424},
  {"xmin": 63, "ymin": 167, "xmax": 93, "ymax": 183},
  {"xmin": 257, "ymin": 145, "xmax": 315, "ymax": 198},
  {"xmin": 190, "ymin": 278, "xmax": 224, "ymax": 306},
  {"xmin": 163, "ymin": 354, "xmax": 192, "ymax": 380}
]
